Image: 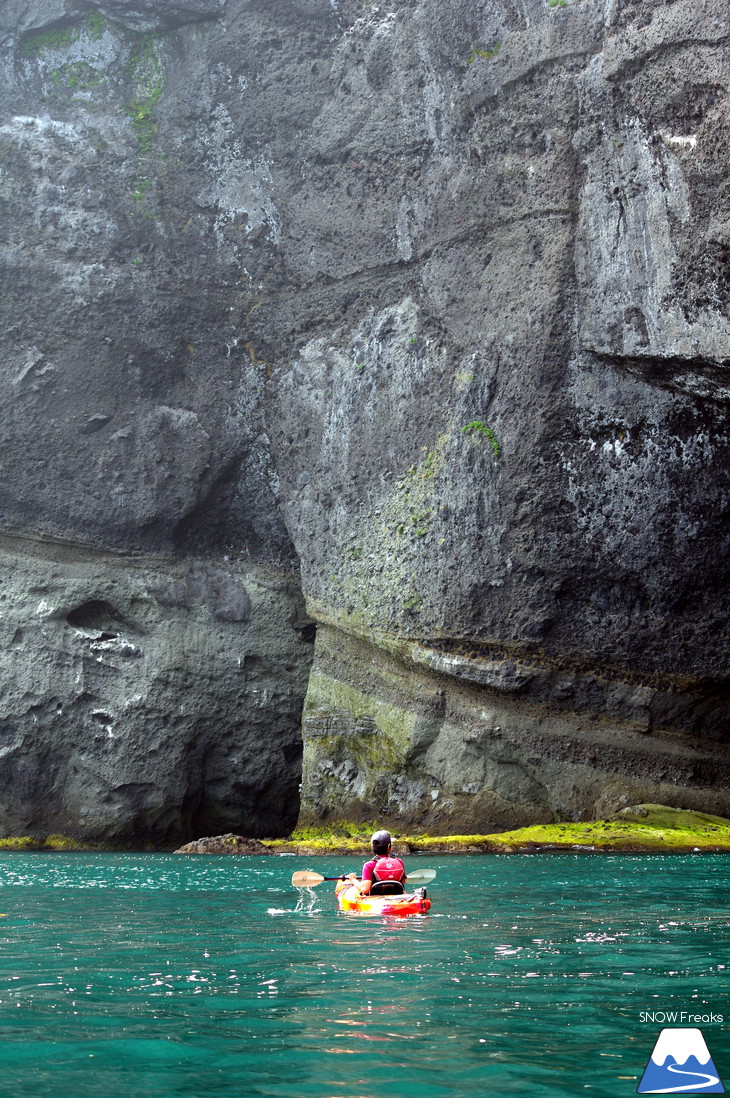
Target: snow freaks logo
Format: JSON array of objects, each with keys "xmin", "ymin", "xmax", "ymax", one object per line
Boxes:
[{"xmin": 637, "ymin": 1028, "xmax": 725, "ymax": 1093}]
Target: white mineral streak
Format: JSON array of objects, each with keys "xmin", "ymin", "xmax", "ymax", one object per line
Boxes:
[
  {"xmin": 0, "ymin": 116, "xmax": 119, "ymax": 302},
  {"xmin": 199, "ymin": 104, "xmax": 281, "ymax": 247}
]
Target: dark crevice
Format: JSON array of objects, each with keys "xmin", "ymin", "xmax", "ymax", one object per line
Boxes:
[
  {"xmin": 593, "ymin": 352, "xmax": 730, "ymax": 403},
  {"xmin": 67, "ymin": 600, "xmax": 124, "ymax": 633},
  {"xmin": 296, "ymin": 622, "xmax": 317, "ymax": 644}
]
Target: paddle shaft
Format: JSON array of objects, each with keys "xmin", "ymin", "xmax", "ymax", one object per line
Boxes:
[{"xmin": 292, "ymin": 868, "xmax": 436, "ymax": 888}]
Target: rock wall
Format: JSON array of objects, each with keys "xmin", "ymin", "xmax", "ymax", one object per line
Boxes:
[
  {"xmin": 0, "ymin": 0, "xmax": 728, "ymax": 839},
  {"xmin": 0, "ymin": 0, "xmax": 314, "ymax": 843},
  {"xmin": 268, "ymin": 0, "xmax": 730, "ymax": 829},
  {"xmin": 0, "ymin": 536, "xmax": 311, "ymax": 844}
]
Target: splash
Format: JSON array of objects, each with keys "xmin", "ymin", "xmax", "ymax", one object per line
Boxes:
[{"xmin": 267, "ymin": 886, "xmax": 319, "ymax": 915}]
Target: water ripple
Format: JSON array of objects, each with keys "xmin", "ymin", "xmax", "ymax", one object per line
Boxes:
[{"xmin": 0, "ymin": 853, "xmax": 725, "ymax": 1097}]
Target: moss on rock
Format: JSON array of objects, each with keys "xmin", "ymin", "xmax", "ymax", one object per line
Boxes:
[
  {"xmin": 460, "ymin": 819, "xmax": 730, "ymax": 853},
  {"xmin": 609, "ymin": 804, "xmax": 730, "ymax": 830},
  {"xmin": 43, "ymin": 834, "xmax": 95, "ymax": 851},
  {"xmin": 263, "ymin": 804, "xmax": 730, "ymax": 855},
  {"xmin": 0, "ymin": 834, "xmax": 97, "ymax": 851},
  {"xmin": 0, "ymin": 836, "xmax": 42, "ymax": 851},
  {"xmin": 299, "ymin": 669, "xmax": 417, "ymax": 824}
]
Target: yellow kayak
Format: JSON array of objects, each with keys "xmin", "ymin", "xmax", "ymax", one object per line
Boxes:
[{"xmin": 335, "ymin": 880, "xmax": 431, "ymax": 916}]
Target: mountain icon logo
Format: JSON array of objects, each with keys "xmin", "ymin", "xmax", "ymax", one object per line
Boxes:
[{"xmin": 638, "ymin": 1028, "xmax": 725, "ymax": 1093}]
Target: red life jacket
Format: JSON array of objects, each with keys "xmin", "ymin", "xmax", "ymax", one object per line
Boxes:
[{"xmin": 372, "ymin": 855, "xmax": 405, "ymax": 883}]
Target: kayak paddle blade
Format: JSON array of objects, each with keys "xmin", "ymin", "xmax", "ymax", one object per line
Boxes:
[
  {"xmin": 292, "ymin": 870, "xmax": 326, "ymax": 887},
  {"xmin": 405, "ymin": 868, "xmax": 436, "ymax": 886}
]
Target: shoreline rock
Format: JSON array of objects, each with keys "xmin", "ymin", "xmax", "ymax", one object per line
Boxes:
[
  {"xmin": 1, "ymin": 804, "xmax": 727, "ymax": 856},
  {"xmin": 261, "ymin": 804, "xmax": 730, "ymax": 856},
  {"xmin": 173, "ymin": 834, "xmax": 272, "ymax": 855}
]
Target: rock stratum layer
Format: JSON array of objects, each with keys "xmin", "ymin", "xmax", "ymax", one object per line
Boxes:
[{"xmin": 0, "ymin": 0, "xmax": 728, "ymax": 841}]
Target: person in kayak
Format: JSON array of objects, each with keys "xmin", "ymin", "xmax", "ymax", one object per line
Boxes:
[{"xmin": 347, "ymin": 829, "xmax": 407, "ymax": 896}]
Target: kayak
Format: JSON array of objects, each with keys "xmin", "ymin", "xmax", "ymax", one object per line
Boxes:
[{"xmin": 335, "ymin": 880, "xmax": 431, "ymax": 916}]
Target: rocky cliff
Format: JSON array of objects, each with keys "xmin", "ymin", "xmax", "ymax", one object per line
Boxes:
[
  {"xmin": 0, "ymin": 0, "xmax": 315, "ymax": 844},
  {"xmin": 0, "ymin": 0, "xmax": 728, "ymax": 842}
]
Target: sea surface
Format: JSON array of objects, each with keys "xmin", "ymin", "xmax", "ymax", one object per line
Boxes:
[{"xmin": 0, "ymin": 852, "xmax": 727, "ymax": 1097}]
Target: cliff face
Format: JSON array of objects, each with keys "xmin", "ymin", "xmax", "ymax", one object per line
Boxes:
[
  {"xmin": 0, "ymin": 0, "xmax": 315, "ymax": 844},
  {"xmin": 0, "ymin": 0, "xmax": 728, "ymax": 840}
]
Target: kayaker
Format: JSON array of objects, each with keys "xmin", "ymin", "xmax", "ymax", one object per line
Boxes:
[{"xmin": 347, "ymin": 829, "xmax": 407, "ymax": 896}]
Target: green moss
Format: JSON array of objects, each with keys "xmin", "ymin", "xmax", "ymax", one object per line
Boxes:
[
  {"xmin": 453, "ymin": 369, "xmax": 475, "ymax": 392},
  {"xmin": 131, "ymin": 176, "xmax": 154, "ymax": 211},
  {"xmin": 51, "ymin": 61, "xmax": 105, "ymax": 92},
  {"xmin": 42, "ymin": 834, "xmax": 94, "ymax": 851},
  {"xmin": 609, "ymin": 804, "xmax": 730, "ymax": 830},
  {"xmin": 467, "ymin": 43, "xmax": 501, "ymax": 65},
  {"xmin": 20, "ymin": 25, "xmax": 79, "ymax": 56},
  {"xmin": 405, "ymin": 445, "xmax": 444, "ymax": 485},
  {"xmin": 127, "ymin": 99, "xmax": 160, "ymax": 153},
  {"xmin": 20, "ymin": 11, "xmax": 106, "ymax": 57},
  {"xmin": 266, "ymin": 836, "xmax": 370, "ymax": 854},
  {"xmin": 85, "ymin": 10, "xmax": 107, "ymax": 40},
  {"xmin": 328, "ymin": 678, "xmax": 409, "ymax": 749},
  {"xmin": 304, "ymin": 670, "xmax": 414, "ymax": 767},
  {"xmin": 0, "ymin": 834, "xmax": 101, "ymax": 851},
  {"xmin": 299, "ymin": 671, "xmax": 416, "ymax": 824},
  {"xmin": 124, "ymin": 34, "xmax": 166, "ymax": 154},
  {"xmin": 421, "ymin": 450, "xmax": 437, "ymax": 477},
  {"xmin": 423, "ymin": 815, "xmax": 730, "ymax": 852},
  {"xmin": 0, "ymin": 836, "xmax": 42, "ymax": 850},
  {"xmin": 267, "ymin": 806, "xmax": 730, "ymax": 855},
  {"xmin": 316, "ymin": 430, "xmax": 453, "ymax": 627},
  {"xmin": 462, "ymin": 420, "xmax": 500, "ymax": 458},
  {"xmin": 290, "ymin": 821, "xmax": 376, "ymax": 842}
]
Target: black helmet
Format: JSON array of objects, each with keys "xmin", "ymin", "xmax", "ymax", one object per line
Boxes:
[{"xmin": 371, "ymin": 829, "xmax": 391, "ymax": 853}]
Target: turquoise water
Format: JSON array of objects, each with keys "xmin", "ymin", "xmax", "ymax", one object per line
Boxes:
[{"xmin": 0, "ymin": 853, "xmax": 727, "ymax": 1097}]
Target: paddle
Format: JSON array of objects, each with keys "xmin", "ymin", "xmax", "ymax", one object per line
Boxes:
[{"xmin": 292, "ymin": 868, "xmax": 436, "ymax": 888}]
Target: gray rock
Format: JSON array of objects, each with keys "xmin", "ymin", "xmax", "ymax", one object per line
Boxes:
[
  {"xmin": 0, "ymin": 0, "xmax": 224, "ymax": 36},
  {"xmin": 0, "ymin": 540, "xmax": 311, "ymax": 845},
  {"xmin": 0, "ymin": 0, "xmax": 728, "ymax": 840},
  {"xmin": 174, "ymin": 833, "xmax": 271, "ymax": 854}
]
